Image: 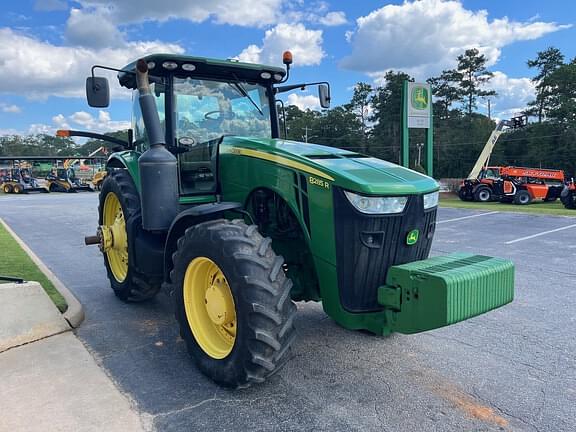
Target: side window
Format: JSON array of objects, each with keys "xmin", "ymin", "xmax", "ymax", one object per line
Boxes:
[{"xmin": 131, "ymin": 83, "xmax": 166, "ymax": 151}]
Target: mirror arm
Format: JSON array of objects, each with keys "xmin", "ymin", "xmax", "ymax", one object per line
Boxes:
[
  {"xmin": 90, "ymin": 65, "xmax": 126, "ymax": 90},
  {"xmin": 57, "ymin": 130, "xmax": 130, "ymax": 149},
  {"xmin": 275, "ymin": 81, "xmax": 331, "ymax": 94}
]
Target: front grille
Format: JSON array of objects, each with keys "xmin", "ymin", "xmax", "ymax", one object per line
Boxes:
[{"xmin": 333, "ymin": 188, "xmax": 437, "ymax": 312}]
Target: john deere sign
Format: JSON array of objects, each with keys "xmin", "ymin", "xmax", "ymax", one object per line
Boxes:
[
  {"xmin": 401, "ymin": 80, "xmax": 433, "ymax": 176},
  {"xmin": 407, "ymin": 82, "xmax": 431, "ymax": 129}
]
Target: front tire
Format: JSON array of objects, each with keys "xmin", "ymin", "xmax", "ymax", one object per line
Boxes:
[
  {"xmin": 171, "ymin": 219, "xmax": 297, "ymax": 388},
  {"xmin": 514, "ymin": 190, "xmax": 532, "ymax": 205},
  {"xmin": 458, "ymin": 187, "xmax": 470, "ymax": 201},
  {"xmin": 474, "ymin": 187, "xmax": 492, "ymax": 202},
  {"xmin": 3, "ymin": 183, "xmax": 13, "ymax": 194},
  {"xmin": 99, "ymin": 169, "xmax": 161, "ymax": 302}
]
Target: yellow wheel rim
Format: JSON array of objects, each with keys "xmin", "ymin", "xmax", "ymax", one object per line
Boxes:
[
  {"xmin": 102, "ymin": 192, "xmax": 128, "ymax": 283},
  {"xmin": 183, "ymin": 257, "xmax": 237, "ymax": 359}
]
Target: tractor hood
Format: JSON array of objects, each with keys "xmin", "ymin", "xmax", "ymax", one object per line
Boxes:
[{"xmin": 221, "ymin": 137, "xmax": 438, "ymax": 195}]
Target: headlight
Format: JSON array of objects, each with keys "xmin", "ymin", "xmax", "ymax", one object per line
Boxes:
[
  {"xmin": 423, "ymin": 191, "xmax": 439, "ymax": 209},
  {"xmin": 344, "ymin": 191, "xmax": 407, "ymax": 214}
]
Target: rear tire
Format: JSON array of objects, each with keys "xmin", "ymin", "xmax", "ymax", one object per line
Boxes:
[
  {"xmin": 171, "ymin": 219, "xmax": 297, "ymax": 388},
  {"xmin": 3, "ymin": 184, "xmax": 13, "ymax": 194},
  {"xmin": 514, "ymin": 190, "xmax": 532, "ymax": 205},
  {"xmin": 561, "ymin": 190, "xmax": 576, "ymax": 209},
  {"xmin": 474, "ymin": 187, "xmax": 492, "ymax": 202},
  {"xmin": 99, "ymin": 169, "xmax": 161, "ymax": 302},
  {"xmin": 13, "ymin": 184, "xmax": 23, "ymax": 194}
]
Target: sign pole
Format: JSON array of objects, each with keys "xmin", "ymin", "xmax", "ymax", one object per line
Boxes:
[
  {"xmin": 401, "ymin": 81, "xmax": 409, "ymax": 168},
  {"xmin": 426, "ymin": 103, "xmax": 433, "ymax": 177}
]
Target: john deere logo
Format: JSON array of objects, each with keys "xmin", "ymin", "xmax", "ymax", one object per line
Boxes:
[
  {"xmin": 406, "ymin": 229, "xmax": 419, "ymax": 245},
  {"xmin": 411, "ymin": 87, "xmax": 429, "ymax": 110}
]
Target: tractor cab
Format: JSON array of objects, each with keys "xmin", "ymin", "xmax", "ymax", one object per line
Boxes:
[
  {"xmin": 120, "ymin": 57, "xmax": 283, "ymax": 196},
  {"xmin": 76, "ymin": 53, "xmax": 330, "ymax": 198}
]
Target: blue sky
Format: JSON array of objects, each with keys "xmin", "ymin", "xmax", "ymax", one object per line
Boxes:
[{"xmin": 0, "ymin": 0, "xmax": 574, "ymax": 136}]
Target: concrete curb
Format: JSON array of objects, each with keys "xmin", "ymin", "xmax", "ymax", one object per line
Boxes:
[{"xmin": 0, "ymin": 217, "xmax": 85, "ymax": 328}]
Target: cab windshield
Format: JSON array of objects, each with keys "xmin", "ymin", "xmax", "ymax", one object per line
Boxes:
[{"xmin": 173, "ymin": 77, "xmax": 272, "ymax": 144}]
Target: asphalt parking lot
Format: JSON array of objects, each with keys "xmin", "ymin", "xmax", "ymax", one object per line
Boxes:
[{"xmin": 1, "ymin": 193, "xmax": 575, "ymax": 432}]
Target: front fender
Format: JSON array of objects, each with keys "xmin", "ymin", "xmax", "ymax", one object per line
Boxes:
[
  {"xmin": 162, "ymin": 202, "xmax": 243, "ymax": 283},
  {"xmin": 106, "ymin": 151, "xmax": 141, "ymax": 192}
]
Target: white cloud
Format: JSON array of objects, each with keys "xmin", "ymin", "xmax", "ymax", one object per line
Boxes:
[
  {"xmin": 27, "ymin": 110, "xmax": 129, "ymax": 136},
  {"xmin": 65, "ymin": 8, "xmax": 125, "ymax": 48},
  {"xmin": 70, "ymin": 110, "xmax": 130, "ymax": 131},
  {"xmin": 484, "ymin": 71, "xmax": 535, "ymax": 118},
  {"xmin": 286, "ymin": 93, "xmax": 320, "ymax": 110},
  {"xmin": 53, "ymin": 113, "xmax": 70, "ymax": 130},
  {"xmin": 0, "ymin": 128, "xmax": 21, "ymax": 136},
  {"xmin": 0, "ymin": 28, "xmax": 184, "ymax": 100},
  {"xmin": 318, "ymin": 11, "xmax": 347, "ymax": 26},
  {"xmin": 1, "ymin": 103, "xmax": 21, "ymax": 113},
  {"xmin": 341, "ymin": 0, "xmax": 570, "ymax": 80},
  {"xmin": 238, "ymin": 23, "xmax": 324, "ymax": 66},
  {"xmin": 77, "ymin": 0, "xmax": 282, "ymax": 27},
  {"xmin": 28, "ymin": 123, "xmax": 57, "ymax": 135}
]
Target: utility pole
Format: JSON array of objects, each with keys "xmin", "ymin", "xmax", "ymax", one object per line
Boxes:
[
  {"xmin": 304, "ymin": 125, "xmax": 310, "ymax": 143},
  {"xmin": 487, "ymin": 98, "xmax": 491, "ymax": 120},
  {"xmin": 416, "ymin": 143, "xmax": 424, "ymax": 167}
]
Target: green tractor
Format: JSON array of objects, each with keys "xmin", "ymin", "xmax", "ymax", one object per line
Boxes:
[{"xmin": 69, "ymin": 53, "xmax": 514, "ymax": 388}]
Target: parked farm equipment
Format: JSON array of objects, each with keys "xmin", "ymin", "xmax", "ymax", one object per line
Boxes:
[{"xmin": 63, "ymin": 52, "xmax": 515, "ymax": 388}]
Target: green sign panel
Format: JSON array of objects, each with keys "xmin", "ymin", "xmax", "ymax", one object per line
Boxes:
[
  {"xmin": 406, "ymin": 82, "xmax": 431, "ymax": 129},
  {"xmin": 401, "ymin": 80, "xmax": 433, "ymax": 177}
]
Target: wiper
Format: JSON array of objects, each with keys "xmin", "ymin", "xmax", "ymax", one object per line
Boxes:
[{"xmin": 229, "ymin": 81, "xmax": 264, "ymax": 116}]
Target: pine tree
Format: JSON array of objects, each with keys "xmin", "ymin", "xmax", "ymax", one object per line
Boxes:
[
  {"xmin": 526, "ymin": 47, "xmax": 565, "ymax": 122},
  {"xmin": 455, "ymin": 48, "xmax": 497, "ymax": 116}
]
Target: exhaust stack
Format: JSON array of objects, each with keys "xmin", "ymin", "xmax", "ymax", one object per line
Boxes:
[{"xmin": 135, "ymin": 59, "xmax": 178, "ymax": 231}]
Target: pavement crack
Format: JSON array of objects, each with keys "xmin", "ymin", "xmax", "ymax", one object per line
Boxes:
[
  {"xmin": 471, "ymin": 386, "xmax": 542, "ymax": 432},
  {"xmin": 0, "ymin": 328, "xmax": 71, "ymax": 355},
  {"xmin": 154, "ymin": 392, "xmax": 284, "ymax": 419},
  {"xmin": 425, "ymin": 333, "xmax": 557, "ymax": 378}
]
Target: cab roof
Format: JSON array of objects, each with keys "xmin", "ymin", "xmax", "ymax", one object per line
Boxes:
[{"xmin": 118, "ymin": 53, "xmax": 286, "ymax": 89}]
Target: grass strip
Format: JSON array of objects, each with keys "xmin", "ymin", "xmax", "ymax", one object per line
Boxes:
[
  {"xmin": 440, "ymin": 193, "xmax": 576, "ymax": 217},
  {"xmin": 0, "ymin": 223, "xmax": 67, "ymax": 312}
]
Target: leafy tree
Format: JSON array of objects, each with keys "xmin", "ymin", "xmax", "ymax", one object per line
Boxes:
[
  {"xmin": 313, "ymin": 106, "xmax": 363, "ymax": 149},
  {"xmin": 455, "ymin": 48, "xmax": 497, "ymax": 116},
  {"xmin": 526, "ymin": 47, "xmax": 564, "ymax": 122},
  {"xmin": 427, "ymin": 70, "xmax": 463, "ymax": 119},
  {"xmin": 545, "ymin": 58, "xmax": 576, "ymax": 125},
  {"xmin": 78, "ymin": 130, "xmax": 129, "ymax": 155},
  {"xmin": 281, "ymin": 105, "xmax": 321, "ymax": 142},
  {"xmin": 346, "ymin": 82, "xmax": 373, "ymax": 151},
  {"xmin": 0, "ymin": 134, "xmax": 76, "ymax": 156},
  {"xmin": 370, "ymin": 71, "xmax": 413, "ymax": 162}
]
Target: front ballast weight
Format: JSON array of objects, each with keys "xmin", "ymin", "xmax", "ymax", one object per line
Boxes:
[{"xmin": 378, "ymin": 253, "xmax": 514, "ymax": 335}]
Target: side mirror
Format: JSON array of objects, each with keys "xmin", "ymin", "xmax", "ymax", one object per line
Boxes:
[
  {"xmin": 318, "ymin": 84, "xmax": 331, "ymax": 109},
  {"xmin": 86, "ymin": 77, "xmax": 110, "ymax": 108}
]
